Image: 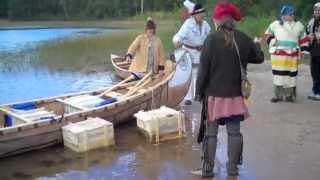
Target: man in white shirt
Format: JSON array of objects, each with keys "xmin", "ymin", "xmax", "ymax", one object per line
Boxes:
[
  {"xmin": 173, "ymin": 3, "xmax": 211, "ymax": 65},
  {"xmin": 173, "ymin": 2, "xmax": 211, "ymax": 105}
]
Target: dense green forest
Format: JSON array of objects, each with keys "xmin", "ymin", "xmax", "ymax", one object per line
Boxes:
[{"xmin": 0, "ymin": 0, "xmax": 318, "ymax": 21}]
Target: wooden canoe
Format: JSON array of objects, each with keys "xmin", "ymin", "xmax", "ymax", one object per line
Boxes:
[
  {"xmin": 110, "ymin": 54, "xmax": 131, "ymax": 79},
  {"xmin": 111, "ymin": 51, "xmax": 192, "ymax": 107},
  {"xmin": 0, "ymin": 56, "xmax": 192, "ymax": 158}
]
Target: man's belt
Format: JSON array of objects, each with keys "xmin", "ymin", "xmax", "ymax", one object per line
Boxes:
[{"xmin": 183, "ymin": 44, "xmax": 203, "ymax": 51}]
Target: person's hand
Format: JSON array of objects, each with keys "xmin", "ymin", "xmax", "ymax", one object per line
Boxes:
[
  {"xmin": 158, "ymin": 70, "xmax": 165, "ymax": 77},
  {"xmin": 125, "ymin": 56, "xmax": 131, "ymax": 62},
  {"xmin": 254, "ymin": 36, "xmax": 262, "ymax": 45},
  {"xmin": 173, "ymin": 41, "xmax": 183, "ymax": 49},
  {"xmin": 194, "ymin": 95, "xmax": 203, "ymax": 102},
  {"xmin": 308, "ymin": 34, "xmax": 315, "ymax": 42}
]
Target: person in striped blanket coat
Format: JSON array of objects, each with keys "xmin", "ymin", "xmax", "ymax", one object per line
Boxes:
[{"xmin": 265, "ymin": 5, "xmax": 309, "ymax": 103}]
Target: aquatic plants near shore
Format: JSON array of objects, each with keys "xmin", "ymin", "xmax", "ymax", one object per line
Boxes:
[
  {"xmin": 37, "ymin": 31, "xmax": 139, "ymax": 73},
  {"xmin": 37, "ymin": 20, "xmax": 179, "ymax": 73}
]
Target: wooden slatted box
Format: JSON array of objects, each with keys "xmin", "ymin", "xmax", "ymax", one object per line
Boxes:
[
  {"xmin": 62, "ymin": 117, "xmax": 115, "ymax": 152},
  {"xmin": 134, "ymin": 106, "xmax": 186, "ymax": 144}
]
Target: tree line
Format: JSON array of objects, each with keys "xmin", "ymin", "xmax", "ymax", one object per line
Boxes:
[
  {"xmin": 0, "ymin": 0, "xmax": 186, "ymax": 20},
  {"xmin": 0, "ymin": 0, "xmax": 318, "ymax": 21}
]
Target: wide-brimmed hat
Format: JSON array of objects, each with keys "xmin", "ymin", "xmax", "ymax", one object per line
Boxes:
[
  {"xmin": 184, "ymin": 0, "xmax": 195, "ymax": 14},
  {"xmin": 190, "ymin": 3, "xmax": 205, "ymax": 15},
  {"xmin": 212, "ymin": 2, "xmax": 241, "ymax": 21}
]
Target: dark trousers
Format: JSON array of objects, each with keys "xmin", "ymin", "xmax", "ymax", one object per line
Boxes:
[
  {"xmin": 202, "ymin": 115, "xmax": 243, "ymax": 175},
  {"xmin": 311, "ymin": 56, "xmax": 320, "ymax": 95}
]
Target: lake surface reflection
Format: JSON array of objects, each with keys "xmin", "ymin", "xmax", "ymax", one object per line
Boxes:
[{"xmin": 0, "ymin": 27, "xmax": 116, "ymax": 104}]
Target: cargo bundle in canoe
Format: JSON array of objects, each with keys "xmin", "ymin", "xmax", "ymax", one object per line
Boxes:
[{"xmin": 0, "ymin": 55, "xmax": 192, "ymax": 158}]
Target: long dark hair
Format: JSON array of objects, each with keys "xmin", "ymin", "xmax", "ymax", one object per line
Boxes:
[{"xmin": 216, "ymin": 16, "xmax": 236, "ymax": 48}]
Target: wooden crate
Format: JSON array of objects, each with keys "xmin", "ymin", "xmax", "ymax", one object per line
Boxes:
[
  {"xmin": 135, "ymin": 106, "xmax": 186, "ymax": 144},
  {"xmin": 62, "ymin": 117, "xmax": 114, "ymax": 152}
]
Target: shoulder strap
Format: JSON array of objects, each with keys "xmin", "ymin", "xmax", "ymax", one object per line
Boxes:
[{"xmin": 233, "ymin": 39, "xmax": 247, "ymax": 79}]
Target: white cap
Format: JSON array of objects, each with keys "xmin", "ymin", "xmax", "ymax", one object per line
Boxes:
[
  {"xmin": 183, "ymin": 0, "xmax": 195, "ymax": 14},
  {"xmin": 314, "ymin": 2, "xmax": 320, "ymax": 9}
]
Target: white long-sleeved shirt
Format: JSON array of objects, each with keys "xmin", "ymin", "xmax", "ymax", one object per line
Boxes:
[{"xmin": 173, "ymin": 17, "xmax": 211, "ymax": 64}]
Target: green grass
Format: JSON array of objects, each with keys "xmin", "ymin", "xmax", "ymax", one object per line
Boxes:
[
  {"xmin": 238, "ymin": 15, "xmax": 276, "ymax": 37},
  {"xmin": 38, "ymin": 30, "xmax": 139, "ymax": 72},
  {"xmin": 237, "ymin": 14, "xmax": 276, "ymax": 58}
]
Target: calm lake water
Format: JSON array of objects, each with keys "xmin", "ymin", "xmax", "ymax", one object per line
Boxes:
[{"xmin": 0, "ymin": 28, "xmax": 116, "ymax": 104}]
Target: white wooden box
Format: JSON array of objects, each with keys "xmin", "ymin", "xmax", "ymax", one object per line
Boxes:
[
  {"xmin": 62, "ymin": 117, "xmax": 114, "ymax": 152},
  {"xmin": 134, "ymin": 106, "xmax": 186, "ymax": 143}
]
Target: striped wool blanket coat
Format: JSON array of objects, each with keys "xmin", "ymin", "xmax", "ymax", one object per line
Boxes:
[{"xmin": 265, "ymin": 20, "xmax": 309, "ymax": 88}]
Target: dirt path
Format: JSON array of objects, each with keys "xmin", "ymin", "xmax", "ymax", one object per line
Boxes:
[
  {"xmin": 234, "ymin": 62, "xmax": 320, "ymax": 179},
  {"xmin": 183, "ymin": 61, "xmax": 320, "ymax": 180}
]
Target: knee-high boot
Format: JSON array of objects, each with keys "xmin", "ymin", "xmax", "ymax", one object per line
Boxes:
[
  {"xmin": 226, "ymin": 118, "xmax": 242, "ymax": 176},
  {"xmin": 201, "ymin": 121, "xmax": 218, "ymax": 177},
  {"xmin": 227, "ymin": 133, "xmax": 242, "ymax": 176}
]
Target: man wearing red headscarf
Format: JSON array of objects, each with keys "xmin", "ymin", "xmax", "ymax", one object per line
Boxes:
[{"xmin": 192, "ymin": 2, "xmax": 264, "ymax": 178}]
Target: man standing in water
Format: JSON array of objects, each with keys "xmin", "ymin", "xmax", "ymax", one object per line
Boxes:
[{"xmin": 173, "ymin": 2, "xmax": 211, "ymax": 105}]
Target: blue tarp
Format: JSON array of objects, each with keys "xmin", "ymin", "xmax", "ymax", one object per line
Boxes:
[
  {"xmin": 10, "ymin": 102, "xmax": 35, "ymax": 110},
  {"xmin": 4, "ymin": 115, "xmax": 12, "ymax": 127},
  {"xmin": 96, "ymin": 97, "xmax": 117, "ymax": 107},
  {"xmin": 3, "ymin": 102, "xmax": 35, "ymax": 127}
]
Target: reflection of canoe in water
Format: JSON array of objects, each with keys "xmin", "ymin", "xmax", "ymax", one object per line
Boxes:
[
  {"xmin": 0, "ymin": 57, "xmax": 191, "ymax": 158},
  {"xmin": 111, "ymin": 51, "xmax": 192, "ymax": 107}
]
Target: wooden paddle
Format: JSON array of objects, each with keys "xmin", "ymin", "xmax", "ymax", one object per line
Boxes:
[
  {"xmin": 124, "ymin": 71, "xmax": 152, "ymax": 97},
  {"xmin": 124, "ymin": 77, "xmax": 152, "ymax": 97},
  {"xmin": 98, "ymin": 74, "xmax": 136, "ymax": 97}
]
